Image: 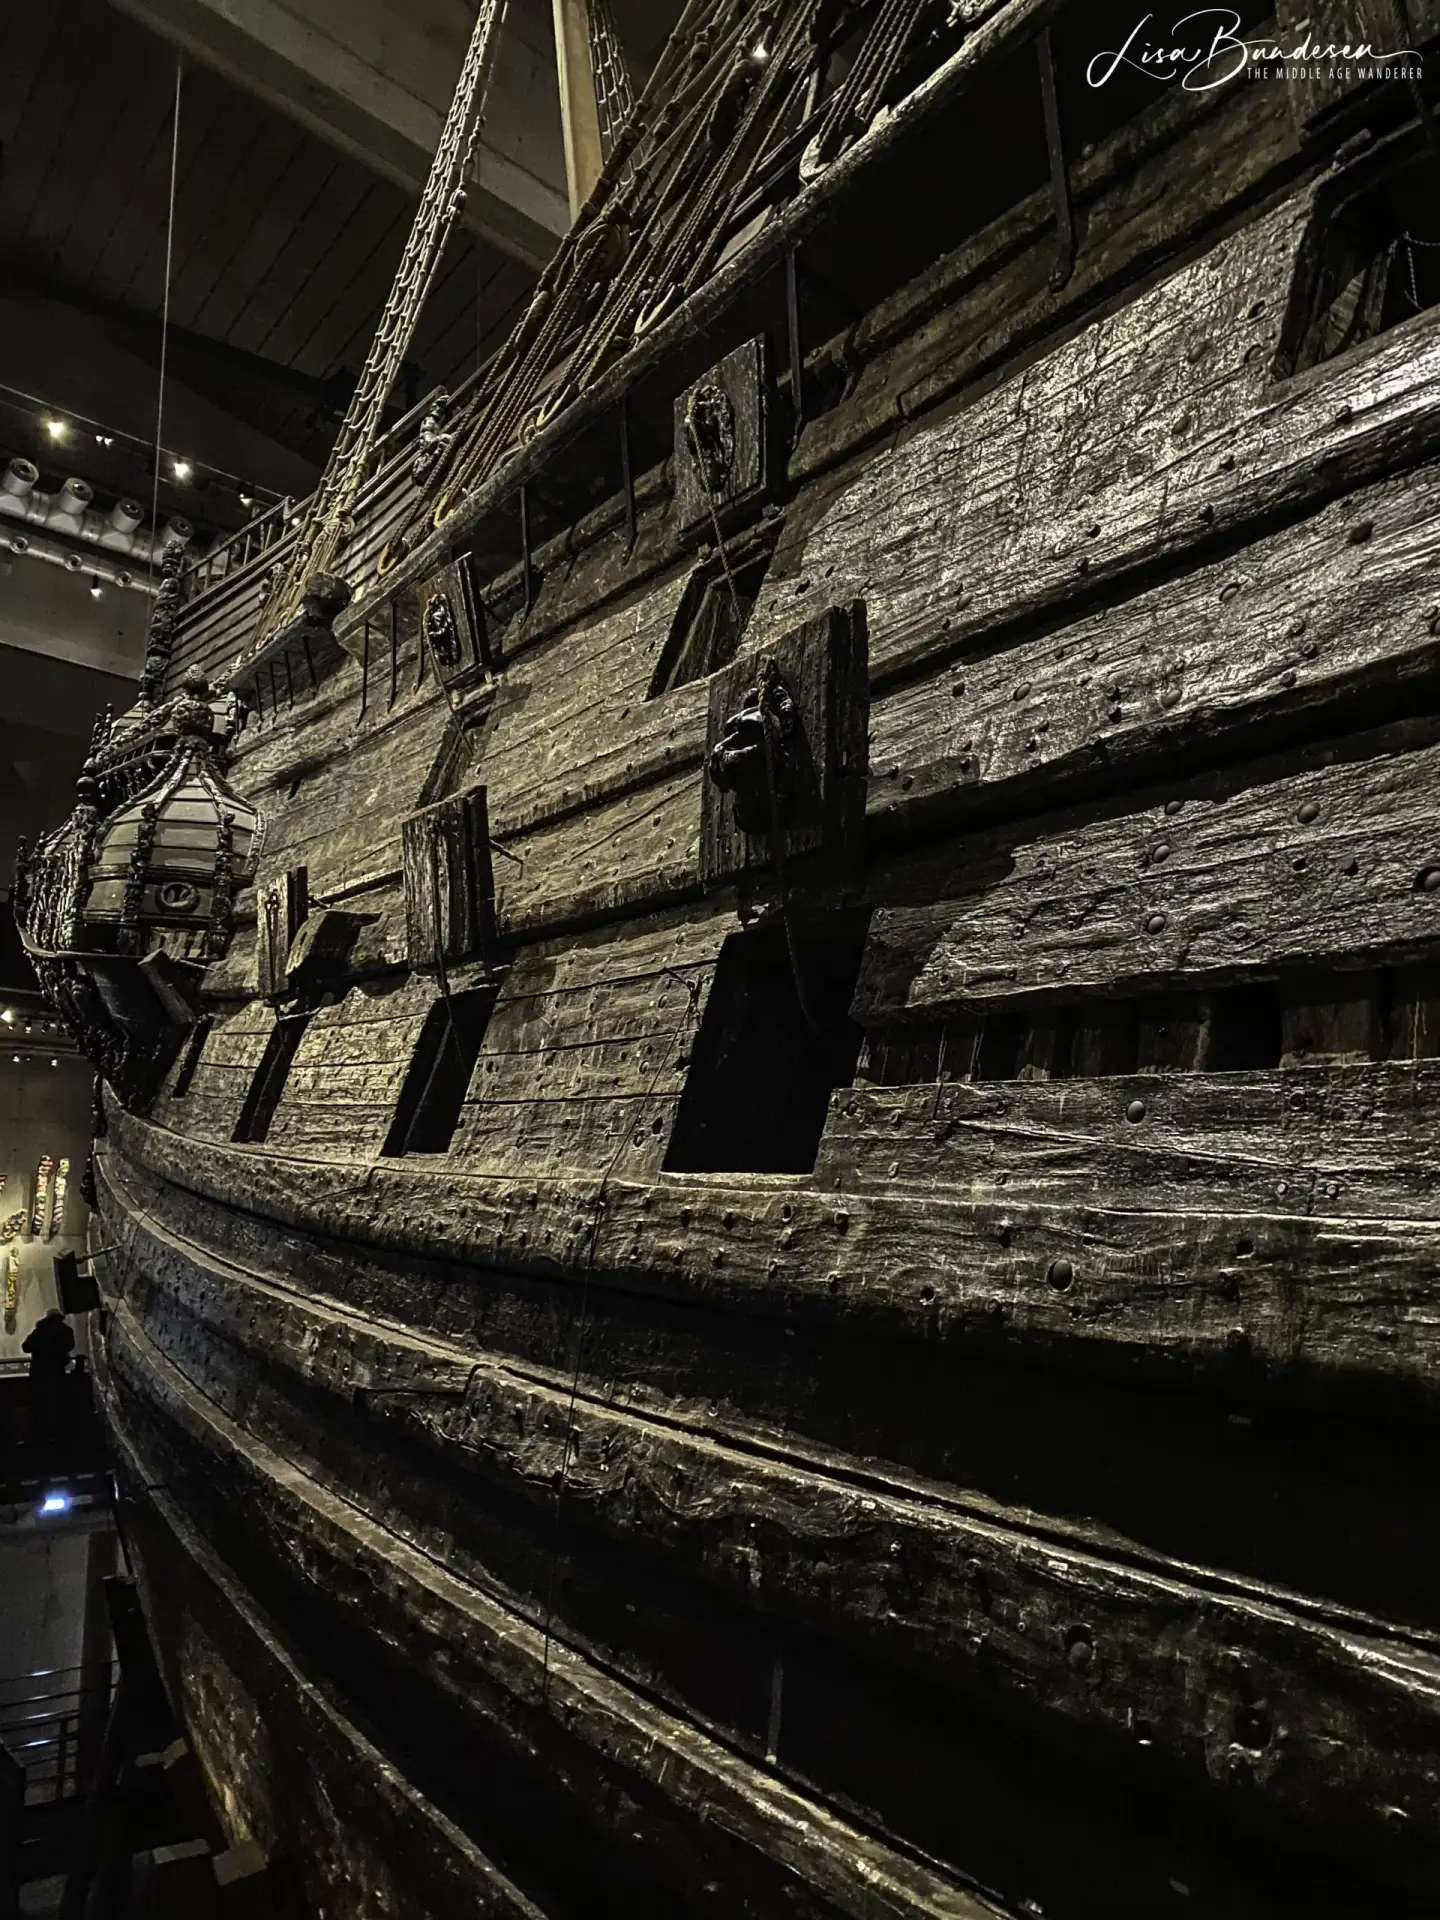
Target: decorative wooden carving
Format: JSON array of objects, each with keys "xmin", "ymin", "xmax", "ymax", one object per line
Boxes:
[
  {"xmin": 410, "ymin": 388, "xmax": 454, "ymax": 487},
  {"xmin": 420, "ymin": 560, "xmax": 489, "ymax": 685},
  {"xmin": 701, "ymin": 601, "xmax": 868, "ymax": 888},
  {"xmin": 673, "ymin": 337, "xmax": 769, "ymax": 532},
  {"xmin": 402, "ymin": 786, "xmax": 496, "ymax": 970}
]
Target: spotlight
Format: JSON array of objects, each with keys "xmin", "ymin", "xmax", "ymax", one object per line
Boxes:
[
  {"xmin": 94, "ymin": 433, "xmax": 115, "ymax": 448},
  {"xmin": 237, "ymin": 482, "xmax": 256, "ymax": 510},
  {"xmin": 751, "ymin": 37, "xmax": 769, "ymax": 59},
  {"xmin": 44, "ymin": 417, "xmax": 68, "ymax": 442},
  {"xmin": 1, "ymin": 1010, "xmax": 13, "ymax": 1024},
  {"xmin": 50, "ymin": 1058, "xmax": 58, "ymax": 1068},
  {"xmin": 172, "ymin": 458, "xmax": 193, "ymax": 483},
  {"xmin": 89, "ymin": 578, "xmax": 103, "ymax": 599},
  {"xmin": 39, "ymin": 1492, "xmax": 71, "ymax": 1515},
  {"xmin": 12, "ymin": 1056, "xmax": 19, "ymax": 1065}
]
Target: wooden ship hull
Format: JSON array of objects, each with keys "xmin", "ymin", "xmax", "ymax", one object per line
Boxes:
[{"xmin": 26, "ymin": 1, "xmax": 1440, "ymax": 1912}]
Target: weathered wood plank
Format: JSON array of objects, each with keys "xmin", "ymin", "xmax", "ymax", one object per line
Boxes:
[
  {"xmin": 867, "ymin": 457, "xmax": 1440, "ymax": 830},
  {"xmin": 120, "ymin": 1449, "xmax": 546, "ymax": 1920},
  {"xmin": 108, "ymin": 1109, "xmax": 1440, "ymax": 1417},
  {"xmin": 102, "ymin": 1305, "xmax": 1005, "ymax": 1920},
  {"xmin": 760, "ymin": 187, "xmax": 1440, "ymax": 712},
  {"xmin": 103, "ymin": 1141, "xmax": 1440, "ymax": 1643},
  {"xmin": 814, "ymin": 1062, "xmax": 1440, "ymax": 1222},
  {"xmin": 794, "ymin": 80, "xmax": 1295, "ymax": 484},
  {"xmin": 492, "ymin": 765, "xmax": 704, "ymax": 938},
  {"xmin": 99, "ymin": 1163, "xmax": 1440, "ymax": 1890},
  {"xmin": 858, "ymin": 720, "xmax": 1440, "ymax": 1017}
]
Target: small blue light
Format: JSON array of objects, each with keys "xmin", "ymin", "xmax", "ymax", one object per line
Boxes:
[{"xmin": 39, "ymin": 1492, "xmax": 70, "ymax": 1515}]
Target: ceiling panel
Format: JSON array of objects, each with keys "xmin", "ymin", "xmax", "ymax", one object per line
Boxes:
[{"xmin": 0, "ymin": 0, "xmax": 538, "ymax": 477}]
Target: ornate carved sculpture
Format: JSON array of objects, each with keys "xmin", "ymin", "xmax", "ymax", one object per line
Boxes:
[
  {"xmin": 707, "ymin": 657, "xmax": 799, "ymax": 835},
  {"xmin": 15, "ymin": 638, "xmax": 262, "ymax": 1109},
  {"xmin": 423, "ymin": 589, "xmax": 462, "ymax": 669},
  {"xmin": 411, "ymin": 389, "xmax": 455, "ymax": 488},
  {"xmin": 684, "ymin": 381, "xmax": 737, "ymax": 495}
]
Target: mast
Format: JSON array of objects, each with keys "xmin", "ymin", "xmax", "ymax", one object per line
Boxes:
[{"xmin": 239, "ymin": 0, "xmax": 512, "ymax": 672}]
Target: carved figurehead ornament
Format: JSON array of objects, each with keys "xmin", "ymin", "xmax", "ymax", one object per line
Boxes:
[
  {"xmin": 424, "ymin": 589, "xmax": 462, "ymax": 668},
  {"xmin": 411, "ymin": 387, "xmax": 454, "ymax": 488},
  {"xmin": 684, "ymin": 380, "xmax": 736, "ymax": 498},
  {"xmin": 707, "ymin": 656, "xmax": 799, "ymax": 836}
]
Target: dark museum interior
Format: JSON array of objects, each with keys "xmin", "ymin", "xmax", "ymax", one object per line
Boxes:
[{"xmin": 4, "ymin": 1, "xmax": 1440, "ymax": 1916}]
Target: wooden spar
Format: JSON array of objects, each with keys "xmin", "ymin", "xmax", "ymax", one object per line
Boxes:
[{"xmin": 552, "ymin": 0, "xmax": 605, "ymax": 222}]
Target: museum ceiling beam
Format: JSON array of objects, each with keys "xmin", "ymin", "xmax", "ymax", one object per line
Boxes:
[{"xmin": 108, "ymin": 0, "xmax": 571, "ymax": 272}]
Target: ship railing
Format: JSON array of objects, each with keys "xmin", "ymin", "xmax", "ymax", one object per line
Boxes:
[
  {"xmin": 0, "ymin": 1660, "xmax": 117, "ymax": 1806},
  {"xmin": 181, "ymin": 349, "xmax": 498, "ymax": 611}
]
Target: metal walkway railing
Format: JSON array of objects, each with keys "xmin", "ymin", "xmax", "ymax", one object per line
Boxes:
[{"xmin": 0, "ymin": 1663, "xmax": 116, "ymax": 1807}]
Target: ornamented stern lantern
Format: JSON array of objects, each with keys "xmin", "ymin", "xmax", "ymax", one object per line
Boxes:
[
  {"xmin": 81, "ymin": 672, "xmax": 261, "ymax": 967},
  {"xmin": 14, "ymin": 551, "xmax": 263, "ymax": 1107}
]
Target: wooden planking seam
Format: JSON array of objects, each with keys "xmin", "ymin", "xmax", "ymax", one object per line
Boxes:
[
  {"xmin": 98, "ymin": 1165, "xmax": 1440, "ymax": 1876},
  {"xmin": 813, "ymin": 1066, "xmax": 1440, "ymax": 1222},
  {"xmin": 107, "ymin": 1410, "xmax": 556, "ymax": 1920},
  {"xmin": 110, "ymin": 1111, "xmax": 1440, "ymax": 1414},
  {"xmin": 858, "ymin": 715, "xmax": 1440, "ymax": 1019},
  {"xmin": 105, "ymin": 1157, "xmax": 1440, "ymax": 1642},
  {"xmin": 102, "ymin": 1307, "xmax": 1006, "ymax": 1920},
  {"xmin": 228, "ymin": 446, "xmax": 1440, "ymax": 953}
]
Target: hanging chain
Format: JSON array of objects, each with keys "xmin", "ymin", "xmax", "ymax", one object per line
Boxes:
[
  {"xmin": 1402, "ymin": 230, "xmax": 1440, "ymax": 310},
  {"xmin": 252, "ymin": 0, "xmax": 510, "ymax": 650}
]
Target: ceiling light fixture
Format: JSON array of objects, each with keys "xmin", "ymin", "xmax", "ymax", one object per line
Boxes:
[
  {"xmin": 89, "ymin": 577, "xmax": 103, "ymax": 599},
  {"xmin": 44, "ymin": 417, "xmax": 68, "ymax": 441},
  {"xmin": 172, "ymin": 458, "xmax": 193, "ymax": 483}
]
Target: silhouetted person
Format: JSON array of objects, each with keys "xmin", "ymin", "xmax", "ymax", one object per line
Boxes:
[{"xmin": 23, "ymin": 1307, "xmax": 74, "ymax": 1455}]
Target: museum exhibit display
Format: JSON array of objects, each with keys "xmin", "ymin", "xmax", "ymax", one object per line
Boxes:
[{"xmin": 10, "ymin": 0, "xmax": 1440, "ymax": 1912}]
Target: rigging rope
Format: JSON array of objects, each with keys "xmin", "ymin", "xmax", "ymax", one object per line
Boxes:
[
  {"xmin": 588, "ymin": 0, "xmax": 636, "ymax": 160},
  {"xmin": 252, "ymin": 0, "xmax": 511, "ymax": 651},
  {"xmin": 146, "ymin": 55, "xmax": 183, "ymax": 606}
]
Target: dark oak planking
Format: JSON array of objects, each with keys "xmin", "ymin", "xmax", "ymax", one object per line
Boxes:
[
  {"xmin": 867, "ymin": 455, "xmax": 1440, "ymax": 830},
  {"xmin": 857, "ymin": 720, "xmax": 1440, "ymax": 1017},
  {"xmin": 118, "ymin": 1438, "xmax": 547, "ymax": 1920},
  {"xmin": 97, "ymin": 1154, "xmax": 1440, "ymax": 1879},
  {"xmin": 102, "ymin": 1137, "xmax": 1440, "ymax": 1645},
  {"xmin": 816, "ymin": 1062, "xmax": 1440, "ymax": 1222},
  {"xmin": 102, "ymin": 1305, "xmax": 1006, "ymax": 1920},
  {"xmin": 108, "ymin": 1106, "xmax": 1440, "ymax": 1417}
]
